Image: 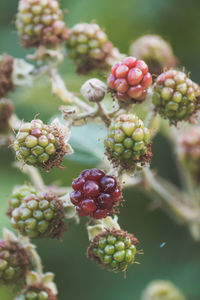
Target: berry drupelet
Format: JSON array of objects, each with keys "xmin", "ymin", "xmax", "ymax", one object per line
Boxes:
[
  {"xmin": 15, "ymin": 284, "xmax": 57, "ymax": 300},
  {"xmin": 70, "ymin": 168, "xmax": 122, "ymax": 219},
  {"xmin": 0, "ymin": 99, "xmax": 14, "ymax": 133},
  {"xmin": 13, "ymin": 119, "xmax": 67, "ymax": 171},
  {"xmin": 107, "ymin": 56, "xmax": 152, "ymax": 103},
  {"xmin": 0, "ymin": 239, "xmax": 29, "ymax": 285},
  {"xmin": 16, "ymin": 0, "xmax": 68, "ymax": 48},
  {"xmin": 153, "ymin": 70, "xmax": 200, "ymax": 124},
  {"xmin": 105, "ymin": 114, "xmax": 152, "ymax": 170},
  {"xmin": 130, "ymin": 35, "xmax": 177, "ymax": 75},
  {"xmin": 10, "ymin": 192, "xmax": 66, "ymax": 239},
  {"xmin": 66, "ymin": 23, "xmax": 113, "ymax": 74},
  {"xmin": 87, "ymin": 229, "xmax": 138, "ymax": 273}
]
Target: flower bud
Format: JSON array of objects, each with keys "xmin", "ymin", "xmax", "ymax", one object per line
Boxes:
[{"xmin": 81, "ymin": 78, "xmax": 106, "ymax": 102}]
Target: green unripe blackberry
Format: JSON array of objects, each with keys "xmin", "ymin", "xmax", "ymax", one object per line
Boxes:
[
  {"xmin": 0, "ymin": 54, "xmax": 13, "ymax": 98},
  {"xmin": 13, "ymin": 119, "xmax": 67, "ymax": 171},
  {"xmin": 16, "ymin": 0, "xmax": 68, "ymax": 48},
  {"xmin": 105, "ymin": 114, "xmax": 152, "ymax": 170},
  {"xmin": 66, "ymin": 23, "xmax": 113, "ymax": 74},
  {"xmin": 0, "ymin": 99, "xmax": 14, "ymax": 133},
  {"xmin": 87, "ymin": 229, "xmax": 138, "ymax": 272},
  {"xmin": 0, "ymin": 239, "xmax": 29, "ymax": 285},
  {"xmin": 153, "ymin": 70, "xmax": 200, "ymax": 124},
  {"xmin": 130, "ymin": 35, "xmax": 177, "ymax": 75},
  {"xmin": 10, "ymin": 192, "xmax": 66, "ymax": 239},
  {"xmin": 141, "ymin": 280, "xmax": 186, "ymax": 300},
  {"xmin": 15, "ymin": 284, "xmax": 57, "ymax": 300},
  {"xmin": 8, "ymin": 184, "xmax": 37, "ymax": 213}
]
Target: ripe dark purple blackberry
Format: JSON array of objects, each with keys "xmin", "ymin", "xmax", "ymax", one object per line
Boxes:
[{"xmin": 70, "ymin": 168, "xmax": 122, "ymax": 219}]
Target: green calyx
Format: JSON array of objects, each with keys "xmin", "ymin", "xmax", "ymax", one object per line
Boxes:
[
  {"xmin": 14, "ymin": 119, "xmax": 65, "ymax": 171},
  {"xmin": 105, "ymin": 114, "xmax": 151, "ymax": 169},
  {"xmin": 153, "ymin": 70, "xmax": 200, "ymax": 123},
  {"xmin": 0, "ymin": 240, "xmax": 29, "ymax": 285},
  {"xmin": 10, "ymin": 192, "xmax": 65, "ymax": 239},
  {"xmin": 87, "ymin": 229, "xmax": 138, "ymax": 273}
]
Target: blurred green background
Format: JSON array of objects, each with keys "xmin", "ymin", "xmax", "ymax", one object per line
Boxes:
[{"xmin": 0, "ymin": 0, "xmax": 200, "ymax": 299}]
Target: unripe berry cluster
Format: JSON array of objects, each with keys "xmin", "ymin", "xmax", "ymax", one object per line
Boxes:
[
  {"xmin": 16, "ymin": 0, "xmax": 68, "ymax": 48},
  {"xmin": 130, "ymin": 35, "xmax": 177, "ymax": 75},
  {"xmin": 0, "ymin": 240, "xmax": 29, "ymax": 285},
  {"xmin": 10, "ymin": 191, "xmax": 66, "ymax": 239},
  {"xmin": 153, "ymin": 70, "xmax": 200, "ymax": 123},
  {"xmin": 13, "ymin": 119, "xmax": 67, "ymax": 171},
  {"xmin": 87, "ymin": 229, "xmax": 138, "ymax": 272},
  {"xmin": 107, "ymin": 56, "xmax": 152, "ymax": 103},
  {"xmin": 15, "ymin": 284, "xmax": 57, "ymax": 300},
  {"xmin": 70, "ymin": 168, "xmax": 122, "ymax": 219},
  {"xmin": 105, "ymin": 114, "xmax": 152, "ymax": 170},
  {"xmin": 0, "ymin": 99, "xmax": 14, "ymax": 133},
  {"xmin": 66, "ymin": 23, "xmax": 113, "ymax": 74}
]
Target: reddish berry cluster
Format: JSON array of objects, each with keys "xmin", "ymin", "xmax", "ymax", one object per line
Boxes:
[
  {"xmin": 107, "ymin": 56, "xmax": 152, "ymax": 103},
  {"xmin": 70, "ymin": 168, "xmax": 122, "ymax": 219}
]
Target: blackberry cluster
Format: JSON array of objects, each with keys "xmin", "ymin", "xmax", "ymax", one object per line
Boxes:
[
  {"xmin": 177, "ymin": 126, "xmax": 200, "ymax": 180},
  {"xmin": 153, "ymin": 70, "xmax": 200, "ymax": 123},
  {"xmin": 15, "ymin": 285, "xmax": 57, "ymax": 300},
  {"xmin": 105, "ymin": 114, "xmax": 152, "ymax": 170},
  {"xmin": 16, "ymin": 0, "xmax": 68, "ymax": 48},
  {"xmin": 87, "ymin": 229, "xmax": 138, "ymax": 272},
  {"xmin": 10, "ymin": 192, "xmax": 66, "ymax": 239},
  {"xmin": 107, "ymin": 56, "xmax": 152, "ymax": 103},
  {"xmin": 13, "ymin": 119, "xmax": 67, "ymax": 171},
  {"xmin": 130, "ymin": 35, "xmax": 177, "ymax": 75},
  {"xmin": 0, "ymin": 240, "xmax": 29, "ymax": 285},
  {"xmin": 0, "ymin": 54, "xmax": 13, "ymax": 98},
  {"xmin": 70, "ymin": 168, "xmax": 122, "ymax": 219},
  {"xmin": 66, "ymin": 23, "xmax": 113, "ymax": 74},
  {"xmin": 0, "ymin": 99, "xmax": 13, "ymax": 133}
]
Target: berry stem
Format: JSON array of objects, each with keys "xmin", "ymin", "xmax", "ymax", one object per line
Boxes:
[
  {"xmin": 142, "ymin": 168, "xmax": 200, "ymax": 224},
  {"xmin": 22, "ymin": 165, "xmax": 46, "ymax": 191},
  {"xmin": 48, "ymin": 67, "xmax": 93, "ymax": 111}
]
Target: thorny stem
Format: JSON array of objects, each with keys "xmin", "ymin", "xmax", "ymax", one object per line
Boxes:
[
  {"xmin": 142, "ymin": 168, "xmax": 200, "ymax": 224},
  {"xmin": 48, "ymin": 67, "xmax": 93, "ymax": 112},
  {"xmin": 29, "ymin": 246, "xmax": 43, "ymax": 276}
]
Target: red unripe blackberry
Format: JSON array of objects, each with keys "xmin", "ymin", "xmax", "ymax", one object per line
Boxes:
[
  {"xmin": 108, "ymin": 56, "xmax": 152, "ymax": 104},
  {"xmin": 70, "ymin": 168, "xmax": 122, "ymax": 219},
  {"xmin": 87, "ymin": 228, "xmax": 138, "ymax": 273},
  {"xmin": 16, "ymin": 0, "xmax": 68, "ymax": 48},
  {"xmin": 153, "ymin": 70, "xmax": 200, "ymax": 124},
  {"xmin": 0, "ymin": 240, "xmax": 29, "ymax": 285},
  {"xmin": 15, "ymin": 284, "xmax": 57, "ymax": 300}
]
